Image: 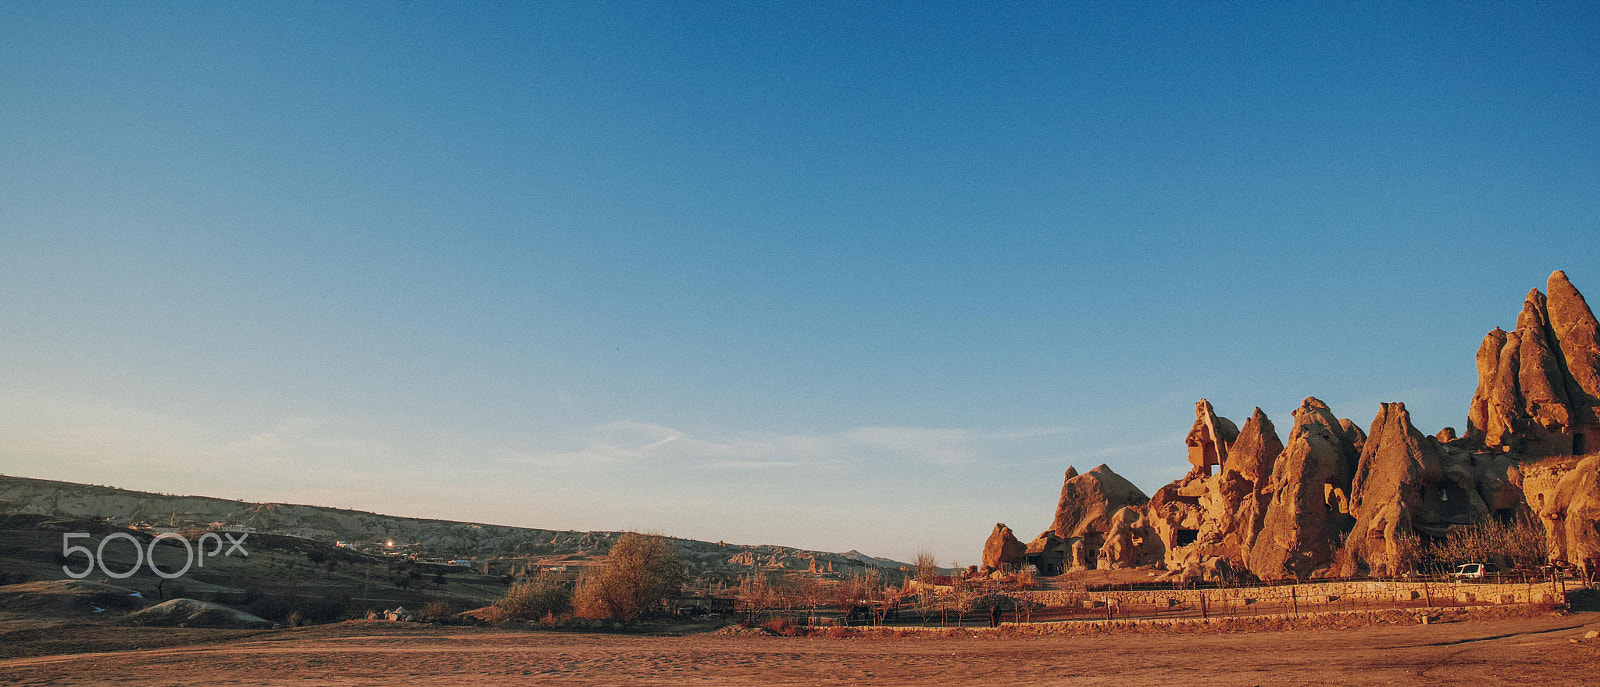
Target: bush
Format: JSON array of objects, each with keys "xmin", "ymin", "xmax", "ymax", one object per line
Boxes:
[
  {"xmin": 1429, "ymin": 514, "xmax": 1548, "ymax": 570},
  {"xmin": 760, "ymin": 616, "xmax": 801, "ymax": 636},
  {"xmin": 571, "ymin": 532, "xmax": 686, "ymax": 622},
  {"xmin": 420, "ymin": 600, "xmax": 457, "ymax": 623},
  {"xmin": 495, "ymin": 573, "xmax": 572, "ymax": 621}
]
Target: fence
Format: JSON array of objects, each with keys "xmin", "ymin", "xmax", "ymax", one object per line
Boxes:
[{"xmin": 845, "ymin": 571, "xmax": 1586, "ymax": 627}]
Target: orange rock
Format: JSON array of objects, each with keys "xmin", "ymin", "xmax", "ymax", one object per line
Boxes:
[
  {"xmin": 979, "ymin": 523, "xmax": 1027, "ymax": 574},
  {"xmin": 1347, "ymin": 403, "xmax": 1488, "ymax": 576},
  {"xmin": 1186, "ymin": 399, "xmax": 1240, "ymax": 474},
  {"xmin": 1245, "ymin": 397, "xmax": 1360, "ymax": 581},
  {"xmin": 1548, "ymin": 270, "xmax": 1600, "ymax": 428},
  {"xmin": 1049, "ymin": 464, "xmax": 1149, "ymax": 540}
]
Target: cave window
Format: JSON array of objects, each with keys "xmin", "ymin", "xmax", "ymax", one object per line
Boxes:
[
  {"xmin": 1174, "ymin": 529, "xmax": 1199, "ymax": 546},
  {"xmin": 1440, "ymin": 492, "xmax": 1449, "ymax": 502}
]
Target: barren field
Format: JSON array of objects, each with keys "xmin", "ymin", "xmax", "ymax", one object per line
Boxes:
[{"xmin": 2, "ymin": 614, "xmax": 1598, "ymax": 686}]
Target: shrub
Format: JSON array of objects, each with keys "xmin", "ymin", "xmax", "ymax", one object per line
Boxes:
[
  {"xmin": 1429, "ymin": 514, "xmax": 1549, "ymax": 570},
  {"xmin": 760, "ymin": 616, "xmax": 801, "ymax": 636},
  {"xmin": 495, "ymin": 572, "xmax": 572, "ymax": 621},
  {"xmin": 571, "ymin": 533, "xmax": 686, "ymax": 622},
  {"xmin": 1012, "ymin": 567, "xmax": 1039, "ymax": 590},
  {"xmin": 572, "ymin": 572, "xmax": 607, "ymax": 619},
  {"xmin": 420, "ymin": 600, "xmax": 457, "ymax": 623}
]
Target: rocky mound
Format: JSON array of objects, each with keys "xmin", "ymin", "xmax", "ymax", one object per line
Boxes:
[
  {"xmin": 119, "ymin": 598, "xmax": 274, "ymax": 628},
  {"xmin": 0, "ymin": 580, "xmax": 148, "ymax": 616}
]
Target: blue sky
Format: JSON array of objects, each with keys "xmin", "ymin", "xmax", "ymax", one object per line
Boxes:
[{"xmin": 2, "ymin": 2, "xmax": 1597, "ymax": 564}]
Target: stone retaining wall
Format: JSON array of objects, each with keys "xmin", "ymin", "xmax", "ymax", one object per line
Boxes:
[{"xmin": 1006, "ymin": 579, "xmax": 1568, "ymax": 609}]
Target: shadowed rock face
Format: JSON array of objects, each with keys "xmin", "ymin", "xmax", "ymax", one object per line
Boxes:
[
  {"xmin": 1245, "ymin": 397, "xmax": 1360, "ymax": 581},
  {"xmin": 1225, "ymin": 408, "xmax": 1283, "ymax": 489},
  {"xmin": 1515, "ymin": 290, "xmax": 1572, "ymax": 430},
  {"xmin": 1469, "ymin": 327, "xmax": 1511, "ymax": 445},
  {"xmin": 980, "ymin": 523, "xmax": 1026, "ymax": 574},
  {"xmin": 1218, "ymin": 408, "xmax": 1284, "ymax": 561}
]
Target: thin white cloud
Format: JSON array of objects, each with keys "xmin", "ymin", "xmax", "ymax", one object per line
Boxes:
[
  {"xmin": 501, "ymin": 421, "xmax": 1072, "ymax": 470},
  {"xmin": 702, "ymin": 460, "xmax": 800, "ymax": 470}
]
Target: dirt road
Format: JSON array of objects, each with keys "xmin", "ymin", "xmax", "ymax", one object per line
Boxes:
[{"xmin": 2, "ymin": 616, "xmax": 1597, "ymax": 685}]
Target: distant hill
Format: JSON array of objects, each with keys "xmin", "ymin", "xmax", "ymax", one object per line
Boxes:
[{"xmin": 0, "ymin": 474, "xmax": 910, "ymax": 578}]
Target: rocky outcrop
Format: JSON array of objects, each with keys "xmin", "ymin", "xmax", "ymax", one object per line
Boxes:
[
  {"xmin": 1346, "ymin": 403, "xmax": 1490, "ymax": 575},
  {"xmin": 1185, "ymin": 399, "xmax": 1240, "ymax": 474},
  {"xmin": 1003, "ymin": 270, "xmax": 1600, "ymax": 582},
  {"xmin": 1246, "ymin": 398, "xmax": 1361, "ymax": 580},
  {"xmin": 1097, "ymin": 507, "xmax": 1147, "ymax": 569},
  {"xmin": 1031, "ymin": 464, "xmax": 1151, "ymax": 572},
  {"xmin": 1049, "ymin": 465, "xmax": 1149, "ymax": 539},
  {"xmin": 1147, "ymin": 406, "xmax": 1291, "ymax": 572},
  {"xmin": 1516, "ymin": 291, "xmax": 1573, "ymax": 433},
  {"xmin": 1531, "ymin": 454, "xmax": 1600, "ymax": 568},
  {"xmin": 980, "ymin": 523, "xmax": 1026, "ymax": 574},
  {"xmin": 1022, "ymin": 531, "xmax": 1067, "ymax": 575},
  {"xmin": 1467, "ymin": 272, "xmax": 1600, "ymax": 457},
  {"xmin": 1548, "ymin": 270, "xmax": 1600, "ymax": 429},
  {"xmin": 1216, "ymin": 407, "xmax": 1284, "ymax": 558},
  {"xmin": 1468, "ymin": 327, "xmax": 1513, "ymax": 446}
]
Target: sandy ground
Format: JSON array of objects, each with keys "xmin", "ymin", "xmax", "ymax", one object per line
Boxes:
[{"xmin": 1, "ymin": 615, "xmax": 1598, "ymax": 686}]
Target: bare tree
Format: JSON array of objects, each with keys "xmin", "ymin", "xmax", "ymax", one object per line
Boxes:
[{"xmin": 915, "ymin": 549, "xmax": 939, "ymax": 588}]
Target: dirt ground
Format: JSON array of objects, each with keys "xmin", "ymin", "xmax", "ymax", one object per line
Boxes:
[{"xmin": 1, "ymin": 613, "xmax": 1598, "ymax": 686}]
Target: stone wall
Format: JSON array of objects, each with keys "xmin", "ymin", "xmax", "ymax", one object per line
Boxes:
[{"xmin": 1006, "ymin": 579, "xmax": 1569, "ymax": 610}]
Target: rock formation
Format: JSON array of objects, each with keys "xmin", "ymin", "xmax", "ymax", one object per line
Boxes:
[
  {"xmin": 1048, "ymin": 464, "xmax": 1149, "ymax": 540},
  {"xmin": 1346, "ymin": 402, "xmax": 1491, "ymax": 575},
  {"xmin": 1537, "ymin": 455, "xmax": 1600, "ymax": 568},
  {"xmin": 980, "ymin": 523, "xmax": 1026, "ymax": 574},
  {"xmin": 998, "ymin": 270, "xmax": 1600, "ymax": 580},
  {"xmin": 1245, "ymin": 397, "xmax": 1362, "ymax": 580},
  {"xmin": 1468, "ymin": 273, "xmax": 1600, "ymax": 457},
  {"xmin": 1026, "ymin": 465, "xmax": 1149, "ymax": 574},
  {"xmin": 1096, "ymin": 507, "xmax": 1147, "ymax": 569},
  {"xmin": 1185, "ymin": 399, "xmax": 1240, "ymax": 475},
  {"xmin": 1548, "ymin": 271, "xmax": 1600, "ymax": 435}
]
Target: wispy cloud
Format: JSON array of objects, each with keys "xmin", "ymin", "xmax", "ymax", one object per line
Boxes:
[
  {"xmin": 702, "ymin": 460, "xmax": 800, "ymax": 470},
  {"xmin": 504, "ymin": 421, "xmax": 1070, "ymax": 470}
]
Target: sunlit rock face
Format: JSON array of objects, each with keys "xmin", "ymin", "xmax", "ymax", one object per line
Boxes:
[
  {"xmin": 1001, "ymin": 271, "xmax": 1600, "ymax": 581},
  {"xmin": 1031, "ymin": 464, "xmax": 1150, "ymax": 573},
  {"xmin": 1468, "ymin": 272, "xmax": 1600, "ymax": 458},
  {"xmin": 979, "ymin": 522, "xmax": 1026, "ymax": 575},
  {"xmin": 1243, "ymin": 397, "xmax": 1362, "ymax": 581},
  {"xmin": 1346, "ymin": 402, "xmax": 1493, "ymax": 576}
]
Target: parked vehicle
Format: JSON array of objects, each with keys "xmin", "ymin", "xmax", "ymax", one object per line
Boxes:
[{"xmin": 1450, "ymin": 563, "xmax": 1488, "ymax": 579}]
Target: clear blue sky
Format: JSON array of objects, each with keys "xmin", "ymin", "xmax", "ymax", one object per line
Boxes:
[{"xmin": 2, "ymin": 2, "xmax": 1597, "ymax": 564}]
